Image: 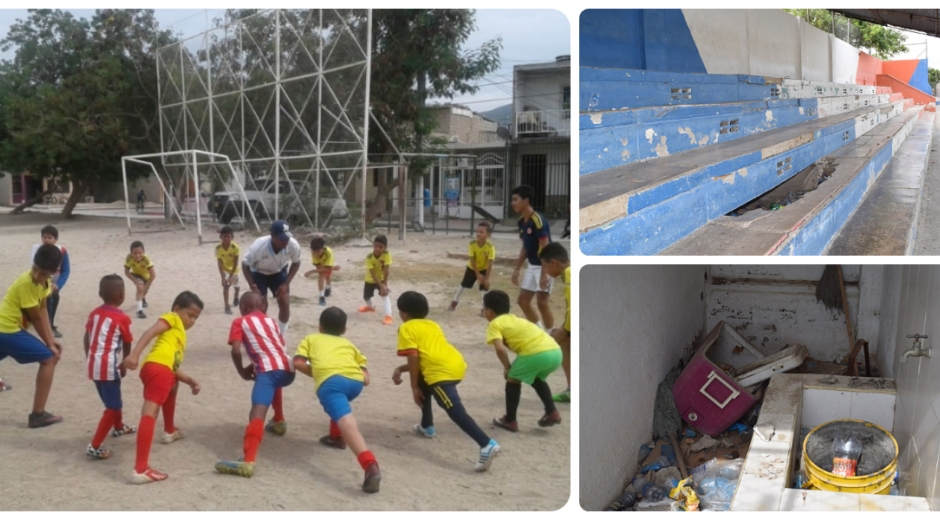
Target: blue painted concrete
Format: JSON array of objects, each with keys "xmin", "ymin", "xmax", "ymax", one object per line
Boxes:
[
  {"xmin": 581, "ymin": 69, "xmax": 774, "ymax": 111},
  {"xmin": 580, "ymin": 99, "xmax": 820, "ymax": 176},
  {"xmin": 910, "ymin": 59, "xmax": 933, "ymax": 97},
  {"xmin": 580, "ymin": 10, "xmax": 706, "ymax": 73}
]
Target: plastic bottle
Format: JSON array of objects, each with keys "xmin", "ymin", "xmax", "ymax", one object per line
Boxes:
[
  {"xmin": 632, "ymin": 476, "xmax": 666, "ymax": 502},
  {"xmin": 605, "ymin": 491, "xmax": 637, "ymax": 511},
  {"xmin": 832, "ymin": 433, "xmax": 863, "ymax": 477}
]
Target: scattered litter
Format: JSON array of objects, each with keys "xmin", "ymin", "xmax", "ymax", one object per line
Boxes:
[
  {"xmin": 754, "ymin": 424, "xmax": 776, "ymax": 442},
  {"xmin": 696, "ymin": 459, "xmax": 743, "ymax": 511},
  {"xmin": 847, "ymin": 377, "xmax": 895, "ymax": 390},
  {"xmin": 728, "ymin": 422, "xmax": 748, "ymax": 434},
  {"xmin": 684, "ymin": 428, "xmax": 697, "ymax": 438},
  {"xmin": 654, "ymin": 467, "xmax": 682, "ymax": 489},
  {"xmin": 691, "ymin": 435, "xmax": 720, "ymax": 452},
  {"xmin": 690, "ymin": 458, "xmax": 720, "ymax": 482},
  {"xmin": 720, "ymin": 438, "xmax": 735, "ymax": 449},
  {"xmin": 819, "ymin": 375, "xmax": 839, "ymax": 385},
  {"xmin": 669, "ymin": 477, "xmax": 700, "ymax": 511}
]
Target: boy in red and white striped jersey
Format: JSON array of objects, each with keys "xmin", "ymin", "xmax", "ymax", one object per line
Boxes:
[
  {"xmin": 83, "ymin": 274, "xmax": 137, "ymax": 459},
  {"xmin": 215, "ymin": 292, "xmax": 295, "ymax": 478}
]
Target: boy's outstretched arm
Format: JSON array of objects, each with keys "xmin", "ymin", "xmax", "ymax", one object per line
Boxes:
[
  {"xmin": 146, "ymin": 266, "xmax": 156, "ymax": 287},
  {"xmin": 175, "ymin": 369, "xmax": 201, "ymax": 394},
  {"xmin": 405, "ymin": 353, "xmax": 423, "ymax": 407},
  {"xmin": 123, "ymin": 266, "xmax": 134, "ymax": 282},
  {"xmin": 83, "ymin": 330, "xmax": 90, "ymax": 359},
  {"xmin": 121, "ymin": 320, "xmax": 170, "ymax": 370},
  {"xmin": 491, "ymin": 338, "xmax": 513, "ymax": 380},
  {"xmin": 24, "ymin": 302, "xmax": 60, "ymax": 359},
  {"xmin": 293, "ymin": 355, "xmax": 312, "ymax": 377},
  {"xmin": 229, "ymin": 341, "xmax": 253, "ymax": 380}
]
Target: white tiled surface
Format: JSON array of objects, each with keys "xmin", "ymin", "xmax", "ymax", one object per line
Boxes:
[
  {"xmin": 802, "ymin": 388, "xmax": 852, "ymax": 428},
  {"xmin": 851, "ymin": 391, "xmax": 896, "ymax": 430},
  {"xmin": 778, "ymin": 487, "xmax": 931, "ymax": 511}
]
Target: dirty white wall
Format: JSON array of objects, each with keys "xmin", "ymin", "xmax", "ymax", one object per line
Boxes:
[
  {"xmin": 704, "ymin": 265, "xmax": 884, "ymax": 365},
  {"xmin": 580, "ymin": 265, "xmax": 706, "ymax": 511},
  {"xmin": 515, "ymin": 71, "xmax": 568, "ymax": 113},
  {"xmin": 684, "ymin": 9, "xmax": 858, "ymax": 82},
  {"xmin": 892, "ymin": 265, "xmax": 940, "ymax": 509},
  {"xmin": 876, "ymin": 265, "xmax": 903, "ymax": 377}
]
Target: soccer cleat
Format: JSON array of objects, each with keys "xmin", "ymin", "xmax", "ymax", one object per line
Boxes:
[
  {"xmin": 492, "ymin": 416, "xmax": 519, "ymax": 432},
  {"xmin": 131, "ymin": 467, "xmax": 168, "ymax": 484},
  {"xmin": 318, "ymin": 296, "xmax": 327, "ymax": 306},
  {"xmin": 414, "ymin": 424, "xmax": 435, "ymax": 438},
  {"xmin": 232, "ymin": 295, "xmax": 240, "ymax": 306},
  {"xmin": 0, "ymin": 378, "xmax": 10, "ymax": 392},
  {"xmin": 475, "ymin": 439, "xmax": 500, "ymax": 472},
  {"xmin": 538, "ymin": 410, "xmax": 562, "ymax": 428},
  {"xmin": 448, "ymin": 300, "xmax": 458, "ymax": 311},
  {"xmin": 382, "ymin": 316, "xmax": 393, "ymax": 325},
  {"xmin": 111, "ymin": 425, "xmax": 137, "ymax": 438},
  {"xmin": 358, "ymin": 305, "xmax": 375, "ymax": 313},
  {"xmin": 136, "ymin": 310, "xmax": 147, "ymax": 320},
  {"xmin": 161, "ymin": 429, "xmax": 185, "ymax": 444},
  {"xmin": 28, "ymin": 411, "xmax": 63, "ymax": 429},
  {"xmin": 324, "ymin": 287, "xmax": 332, "ymax": 297},
  {"xmin": 265, "ymin": 420, "xmax": 287, "ymax": 436},
  {"xmin": 86, "ymin": 444, "xmax": 112, "ymax": 460},
  {"xmin": 142, "ymin": 299, "xmax": 148, "ymax": 309},
  {"xmin": 225, "ymin": 307, "xmax": 233, "ymax": 315},
  {"xmin": 319, "ymin": 435, "xmax": 347, "ymax": 450},
  {"xmin": 552, "ymin": 389, "xmax": 571, "ymax": 403},
  {"xmin": 362, "ymin": 462, "xmax": 381, "ymax": 493},
  {"xmin": 215, "ymin": 460, "xmax": 255, "ymax": 478}
]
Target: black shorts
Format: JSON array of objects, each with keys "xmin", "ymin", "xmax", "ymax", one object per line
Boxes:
[
  {"xmin": 252, "ymin": 268, "xmax": 288, "ymax": 298},
  {"xmin": 364, "ymin": 282, "xmax": 382, "ymax": 300},
  {"xmin": 460, "ymin": 267, "xmax": 487, "ymax": 290}
]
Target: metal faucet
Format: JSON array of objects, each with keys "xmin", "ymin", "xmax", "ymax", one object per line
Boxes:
[{"xmin": 902, "ymin": 334, "xmax": 931, "ymax": 362}]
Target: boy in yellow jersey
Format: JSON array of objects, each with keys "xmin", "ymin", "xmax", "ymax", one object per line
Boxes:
[
  {"xmin": 483, "ymin": 291, "xmax": 562, "ymax": 432},
  {"xmin": 121, "ymin": 291, "xmax": 204, "ymax": 484},
  {"xmin": 293, "ymin": 306, "xmax": 381, "ymax": 493},
  {"xmin": 0, "ymin": 244, "xmax": 64, "ymax": 428},
  {"xmin": 215, "ymin": 226, "xmax": 241, "ymax": 315},
  {"xmin": 358, "ymin": 235, "xmax": 394, "ymax": 325},
  {"xmin": 124, "ymin": 241, "xmax": 156, "ymax": 319},
  {"xmin": 449, "ymin": 221, "xmax": 495, "ymax": 314},
  {"xmin": 305, "ymin": 236, "xmax": 340, "ymax": 307},
  {"xmin": 392, "ymin": 291, "xmax": 500, "ymax": 471},
  {"xmin": 539, "ymin": 243, "xmax": 571, "ymax": 403}
]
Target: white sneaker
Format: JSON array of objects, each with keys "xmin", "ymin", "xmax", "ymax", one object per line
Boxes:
[
  {"xmin": 474, "ymin": 439, "xmax": 500, "ymax": 471},
  {"xmin": 161, "ymin": 429, "xmax": 185, "ymax": 444}
]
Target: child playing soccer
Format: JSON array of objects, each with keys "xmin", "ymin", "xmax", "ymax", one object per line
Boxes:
[
  {"xmin": 215, "ymin": 292, "xmax": 294, "ymax": 478},
  {"xmin": 215, "ymin": 226, "xmax": 241, "ymax": 315},
  {"xmin": 539, "ymin": 242, "xmax": 571, "ymax": 403},
  {"xmin": 482, "ymin": 291, "xmax": 563, "ymax": 432},
  {"xmin": 124, "ymin": 241, "xmax": 156, "ymax": 319},
  {"xmin": 120, "ymin": 291, "xmax": 204, "ymax": 484},
  {"xmin": 304, "ymin": 236, "xmax": 340, "ymax": 307},
  {"xmin": 358, "ymin": 235, "xmax": 393, "ymax": 325},
  {"xmin": 0, "ymin": 244, "xmax": 64, "ymax": 428},
  {"xmin": 293, "ymin": 306, "xmax": 381, "ymax": 493},
  {"xmin": 29, "ymin": 225, "xmax": 71, "ymax": 338},
  {"xmin": 449, "ymin": 221, "xmax": 495, "ymax": 314},
  {"xmin": 84, "ymin": 274, "xmax": 137, "ymax": 459},
  {"xmin": 392, "ymin": 291, "xmax": 500, "ymax": 471}
]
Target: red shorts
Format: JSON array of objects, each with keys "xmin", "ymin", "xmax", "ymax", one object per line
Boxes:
[{"xmin": 140, "ymin": 362, "xmax": 177, "ymax": 405}]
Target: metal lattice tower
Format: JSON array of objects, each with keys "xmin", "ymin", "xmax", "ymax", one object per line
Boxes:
[{"xmin": 156, "ymin": 9, "xmax": 372, "ymax": 229}]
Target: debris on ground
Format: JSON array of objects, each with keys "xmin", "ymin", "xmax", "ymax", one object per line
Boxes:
[
  {"xmin": 793, "ymin": 357, "xmax": 850, "ymax": 375},
  {"xmin": 691, "ymin": 435, "xmax": 719, "ymax": 452},
  {"xmin": 847, "ymin": 377, "xmax": 895, "ymax": 390},
  {"xmin": 728, "ymin": 158, "xmax": 836, "ymax": 216},
  {"xmin": 818, "ymin": 375, "xmax": 839, "ymax": 385}
]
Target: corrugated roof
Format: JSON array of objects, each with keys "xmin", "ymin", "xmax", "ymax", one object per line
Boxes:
[{"xmin": 833, "ymin": 9, "xmax": 940, "ymax": 37}]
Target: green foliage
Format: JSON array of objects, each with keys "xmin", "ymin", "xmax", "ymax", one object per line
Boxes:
[
  {"xmin": 929, "ymin": 68, "xmax": 940, "ymax": 89},
  {"xmin": 0, "ymin": 9, "xmax": 176, "ymax": 212},
  {"xmin": 784, "ymin": 9, "xmax": 908, "ymax": 60}
]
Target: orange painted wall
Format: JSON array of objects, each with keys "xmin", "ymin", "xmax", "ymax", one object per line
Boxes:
[
  {"xmin": 856, "ymin": 51, "xmax": 883, "ymax": 86},
  {"xmin": 882, "ymin": 60, "xmax": 920, "ymax": 83}
]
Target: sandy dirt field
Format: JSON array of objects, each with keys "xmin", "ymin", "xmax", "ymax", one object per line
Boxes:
[{"xmin": 0, "ymin": 212, "xmax": 570, "ymax": 511}]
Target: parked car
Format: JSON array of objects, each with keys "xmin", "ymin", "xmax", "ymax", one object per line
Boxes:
[{"xmin": 210, "ymin": 177, "xmax": 349, "ymax": 225}]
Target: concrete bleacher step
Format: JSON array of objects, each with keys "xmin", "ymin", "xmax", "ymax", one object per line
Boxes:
[
  {"xmin": 659, "ymin": 106, "xmax": 924, "ymax": 256},
  {"xmin": 825, "ymin": 111, "xmax": 935, "ymax": 255},
  {"xmin": 580, "ymin": 94, "xmax": 891, "ymax": 175},
  {"xmin": 579, "ymin": 102, "xmax": 904, "ymax": 255}
]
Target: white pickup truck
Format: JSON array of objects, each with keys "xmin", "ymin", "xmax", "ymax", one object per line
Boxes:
[{"xmin": 210, "ymin": 177, "xmax": 349, "ymax": 225}]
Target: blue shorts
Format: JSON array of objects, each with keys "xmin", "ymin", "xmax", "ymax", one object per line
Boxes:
[
  {"xmin": 251, "ymin": 369, "xmax": 295, "ymax": 407},
  {"xmin": 316, "ymin": 375, "xmax": 364, "ymax": 422},
  {"xmin": 94, "ymin": 379, "xmax": 123, "ymax": 410},
  {"xmin": 252, "ymin": 268, "xmax": 288, "ymax": 298},
  {"xmin": 0, "ymin": 330, "xmax": 54, "ymax": 364}
]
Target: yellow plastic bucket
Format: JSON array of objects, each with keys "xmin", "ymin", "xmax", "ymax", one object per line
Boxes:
[{"xmin": 802, "ymin": 419, "xmax": 898, "ymax": 495}]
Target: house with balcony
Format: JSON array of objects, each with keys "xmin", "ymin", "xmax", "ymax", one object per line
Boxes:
[{"xmin": 512, "ymin": 55, "xmax": 571, "ymax": 218}]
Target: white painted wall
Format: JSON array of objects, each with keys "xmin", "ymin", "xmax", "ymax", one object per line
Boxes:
[
  {"xmin": 580, "ymin": 265, "xmax": 706, "ymax": 511},
  {"xmin": 877, "ymin": 266, "xmax": 903, "ymax": 378},
  {"xmin": 893, "ymin": 265, "xmax": 940, "ymax": 509},
  {"xmin": 748, "ymin": 10, "xmax": 802, "ymax": 79},
  {"xmin": 831, "ymin": 35, "xmax": 860, "ymax": 84},
  {"xmin": 515, "ymin": 71, "xmax": 569, "ymax": 113},
  {"xmin": 800, "ymin": 20, "xmax": 831, "ymax": 82},
  {"xmin": 684, "ymin": 9, "xmax": 750, "ymax": 76}
]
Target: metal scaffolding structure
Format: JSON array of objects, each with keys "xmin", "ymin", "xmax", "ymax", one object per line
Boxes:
[{"xmin": 151, "ymin": 9, "xmax": 372, "ymax": 231}]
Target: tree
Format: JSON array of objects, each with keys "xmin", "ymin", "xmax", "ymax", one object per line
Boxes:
[
  {"xmin": 0, "ymin": 9, "xmax": 176, "ymax": 217},
  {"xmin": 785, "ymin": 9, "xmax": 908, "ymax": 60},
  {"xmin": 929, "ymin": 68, "xmax": 940, "ymax": 92}
]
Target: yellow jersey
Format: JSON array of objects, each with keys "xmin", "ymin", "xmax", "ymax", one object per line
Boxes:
[
  {"xmin": 215, "ymin": 242, "xmax": 240, "ymax": 273},
  {"xmin": 144, "ymin": 312, "xmax": 187, "ymax": 372},
  {"xmin": 467, "ymin": 240, "xmax": 496, "ymax": 271},
  {"xmin": 486, "ymin": 314, "xmax": 559, "ymax": 356},
  {"xmin": 564, "ymin": 266, "xmax": 571, "ymax": 332},
  {"xmin": 397, "ymin": 319, "xmax": 466, "ymax": 385},
  {"xmin": 0, "ymin": 271, "xmax": 52, "ymax": 334},
  {"xmin": 364, "ymin": 251, "xmax": 392, "ymax": 284},
  {"xmin": 125, "ymin": 254, "xmax": 154, "ymax": 280},
  {"xmin": 295, "ymin": 333, "xmax": 367, "ymax": 390},
  {"xmin": 312, "ymin": 247, "xmax": 334, "ymax": 268}
]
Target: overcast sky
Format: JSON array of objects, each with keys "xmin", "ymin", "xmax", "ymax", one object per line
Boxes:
[{"xmin": 0, "ymin": 8, "xmax": 570, "ymax": 112}]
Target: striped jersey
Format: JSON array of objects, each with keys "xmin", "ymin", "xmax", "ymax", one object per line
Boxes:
[
  {"xmin": 85, "ymin": 305, "xmax": 134, "ymax": 381},
  {"xmin": 228, "ymin": 310, "xmax": 292, "ymax": 373}
]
